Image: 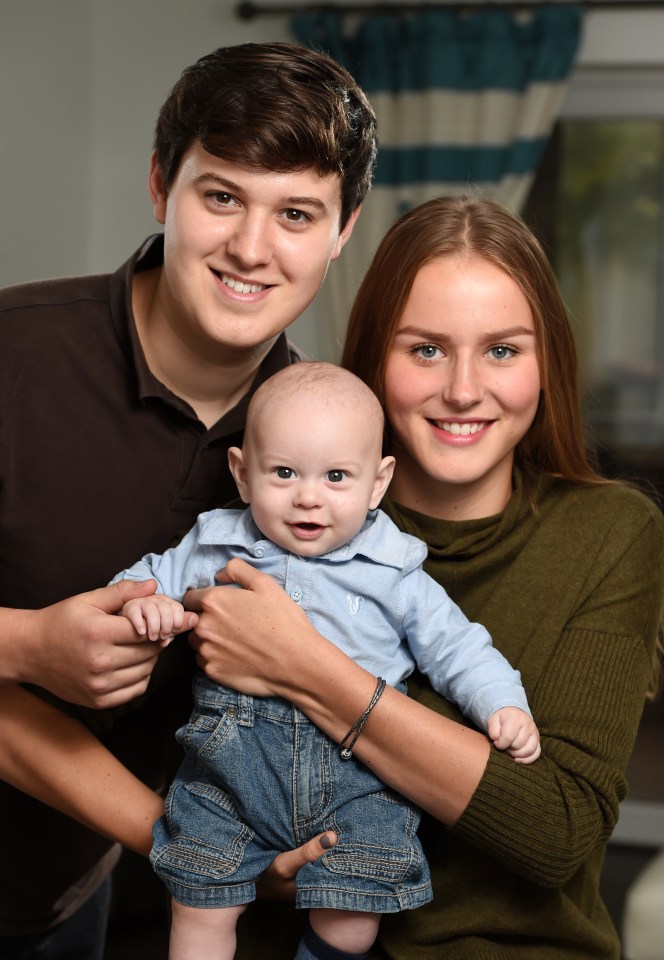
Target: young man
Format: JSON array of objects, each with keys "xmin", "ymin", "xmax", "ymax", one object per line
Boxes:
[{"xmin": 0, "ymin": 43, "xmax": 376, "ymax": 959}]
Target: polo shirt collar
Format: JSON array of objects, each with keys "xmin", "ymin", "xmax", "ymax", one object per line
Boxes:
[
  {"xmin": 109, "ymin": 233, "xmax": 295, "ymax": 439},
  {"xmin": 199, "ymin": 507, "xmax": 427, "ymax": 572}
]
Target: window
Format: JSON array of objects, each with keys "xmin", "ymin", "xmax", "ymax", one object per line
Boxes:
[{"xmin": 524, "ymin": 68, "xmax": 664, "ymax": 499}]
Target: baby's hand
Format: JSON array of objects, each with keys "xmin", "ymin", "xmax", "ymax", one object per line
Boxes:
[
  {"xmin": 122, "ymin": 594, "xmax": 192, "ymax": 644},
  {"xmin": 487, "ymin": 707, "xmax": 541, "ymax": 764}
]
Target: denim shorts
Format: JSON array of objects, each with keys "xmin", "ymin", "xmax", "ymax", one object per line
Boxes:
[{"xmin": 151, "ymin": 675, "xmax": 432, "ymax": 913}]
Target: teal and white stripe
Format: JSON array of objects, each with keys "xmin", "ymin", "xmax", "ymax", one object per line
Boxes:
[{"xmin": 291, "ymin": 6, "xmax": 584, "ymax": 360}]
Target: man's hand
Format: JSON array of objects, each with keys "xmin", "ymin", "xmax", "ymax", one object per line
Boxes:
[
  {"xmin": 256, "ymin": 832, "xmax": 338, "ymax": 901},
  {"xmin": 8, "ymin": 580, "xmax": 197, "ymax": 709}
]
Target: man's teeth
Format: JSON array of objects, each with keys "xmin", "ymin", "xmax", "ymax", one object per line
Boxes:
[
  {"xmin": 221, "ymin": 274, "xmax": 266, "ymax": 294},
  {"xmin": 438, "ymin": 421, "xmax": 486, "ymax": 436}
]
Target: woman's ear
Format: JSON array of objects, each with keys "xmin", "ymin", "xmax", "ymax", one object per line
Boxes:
[
  {"xmin": 227, "ymin": 447, "xmax": 251, "ymax": 504},
  {"xmin": 369, "ymin": 456, "xmax": 396, "ymax": 509}
]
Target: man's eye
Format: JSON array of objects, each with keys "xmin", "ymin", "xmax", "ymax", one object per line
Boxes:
[
  {"xmin": 207, "ymin": 191, "xmax": 236, "ymax": 207},
  {"xmin": 276, "ymin": 467, "xmax": 294, "ymax": 479},
  {"xmin": 326, "ymin": 470, "xmax": 345, "ymax": 483},
  {"xmin": 283, "ymin": 209, "xmax": 310, "ymax": 224}
]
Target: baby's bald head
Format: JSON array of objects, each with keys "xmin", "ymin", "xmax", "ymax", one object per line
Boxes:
[{"xmin": 245, "ymin": 362, "xmax": 385, "ymax": 457}]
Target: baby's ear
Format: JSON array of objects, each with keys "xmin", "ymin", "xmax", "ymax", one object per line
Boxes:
[
  {"xmin": 369, "ymin": 456, "xmax": 396, "ymax": 509},
  {"xmin": 227, "ymin": 447, "xmax": 250, "ymax": 503}
]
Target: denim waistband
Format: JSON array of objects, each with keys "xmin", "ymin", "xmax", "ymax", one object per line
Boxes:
[{"xmin": 192, "ymin": 673, "xmax": 309, "ymax": 725}]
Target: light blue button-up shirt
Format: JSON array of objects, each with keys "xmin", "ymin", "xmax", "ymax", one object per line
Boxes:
[{"xmin": 112, "ymin": 508, "xmax": 530, "ymax": 728}]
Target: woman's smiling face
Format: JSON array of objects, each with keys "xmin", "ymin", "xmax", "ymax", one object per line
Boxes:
[{"xmin": 383, "ymin": 255, "xmax": 542, "ymax": 520}]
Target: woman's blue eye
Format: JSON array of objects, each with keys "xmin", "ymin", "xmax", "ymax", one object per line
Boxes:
[
  {"xmin": 489, "ymin": 345, "xmax": 515, "ymax": 361},
  {"xmin": 327, "ymin": 470, "xmax": 345, "ymax": 483},
  {"xmin": 276, "ymin": 467, "xmax": 294, "ymax": 479},
  {"xmin": 414, "ymin": 344, "xmax": 440, "ymax": 360}
]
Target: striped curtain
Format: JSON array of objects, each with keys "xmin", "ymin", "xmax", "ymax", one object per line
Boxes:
[{"xmin": 292, "ymin": 5, "xmax": 584, "ymax": 360}]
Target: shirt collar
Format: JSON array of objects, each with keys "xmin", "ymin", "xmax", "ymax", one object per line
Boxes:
[
  {"xmin": 109, "ymin": 233, "xmax": 297, "ymax": 439},
  {"xmin": 198, "ymin": 507, "xmax": 427, "ymax": 571}
]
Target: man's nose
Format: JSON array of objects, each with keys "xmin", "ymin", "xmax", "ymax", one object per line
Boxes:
[{"xmin": 225, "ymin": 212, "xmax": 272, "ymax": 269}]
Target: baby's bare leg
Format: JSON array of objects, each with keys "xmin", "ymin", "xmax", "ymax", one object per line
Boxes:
[
  {"xmin": 309, "ymin": 908, "xmax": 380, "ymax": 954},
  {"xmin": 169, "ymin": 899, "xmax": 246, "ymax": 960}
]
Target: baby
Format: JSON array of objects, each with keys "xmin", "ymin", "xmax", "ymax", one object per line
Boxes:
[{"xmin": 113, "ymin": 362, "xmax": 540, "ymax": 960}]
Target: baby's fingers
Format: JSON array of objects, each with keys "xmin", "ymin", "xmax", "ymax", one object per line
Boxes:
[
  {"xmin": 143, "ymin": 603, "xmax": 170, "ymax": 641},
  {"xmin": 509, "ymin": 732, "xmax": 542, "ymax": 764},
  {"xmin": 124, "ymin": 607, "xmax": 148, "ymax": 637}
]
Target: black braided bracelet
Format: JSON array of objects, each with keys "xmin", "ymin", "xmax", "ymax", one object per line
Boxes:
[{"xmin": 339, "ymin": 677, "xmax": 386, "ymax": 760}]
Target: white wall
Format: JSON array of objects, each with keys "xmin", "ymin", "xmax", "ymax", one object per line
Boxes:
[
  {"xmin": 2, "ymin": 1, "xmax": 664, "ymax": 353},
  {"xmin": 0, "ymin": 0, "xmax": 292, "ymax": 286}
]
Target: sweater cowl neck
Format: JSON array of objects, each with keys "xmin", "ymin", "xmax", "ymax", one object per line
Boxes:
[{"xmin": 382, "ymin": 468, "xmax": 551, "ymax": 563}]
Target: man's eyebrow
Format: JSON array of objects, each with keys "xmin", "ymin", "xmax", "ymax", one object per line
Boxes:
[
  {"xmin": 195, "ymin": 173, "xmax": 331, "ymax": 214},
  {"xmin": 285, "ymin": 196, "xmax": 330, "ymax": 213}
]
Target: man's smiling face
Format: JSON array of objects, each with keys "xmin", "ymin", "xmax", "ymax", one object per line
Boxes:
[{"xmin": 148, "ymin": 142, "xmax": 358, "ymax": 360}]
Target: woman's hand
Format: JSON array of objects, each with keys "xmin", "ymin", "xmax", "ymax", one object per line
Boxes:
[
  {"xmin": 256, "ymin": 832, "xmax": 337, "ymax": 901},
  {"xmin": 185, "ymin": 558, "xmax": 490, "ymax": 828},
  {"xmin": 184, "ymin": 558, "xmax": 318, "ymax": 698}
]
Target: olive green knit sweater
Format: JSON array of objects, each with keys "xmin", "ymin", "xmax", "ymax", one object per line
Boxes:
[
  {"xmin": 235, "ymin": 471, "xmax": 664, "ymax": 960},
  {"xmin": 376, "ymin": 471, "xmax": 664, "ymax": 959}
]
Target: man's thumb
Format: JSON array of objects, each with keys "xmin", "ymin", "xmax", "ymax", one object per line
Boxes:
[{"xmin": 94, "ymin": 579, "xmax": 158, "ymax": 613}]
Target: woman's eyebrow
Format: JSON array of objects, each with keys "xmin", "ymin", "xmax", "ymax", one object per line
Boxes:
[{"xmin": 395, "ymin": 324, "xmax": 536, "ymax": 340}]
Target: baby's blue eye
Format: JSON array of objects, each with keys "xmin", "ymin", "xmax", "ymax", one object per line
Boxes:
[
  {"xmin": 276, "ymin": 467, "xmax": 294, "ymax": 479},
  {"xmin": 327, "ymin": 470, "xmax": 345, "ymax": 483}
]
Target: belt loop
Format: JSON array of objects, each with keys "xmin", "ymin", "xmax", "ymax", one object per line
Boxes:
[{"xmin": 236, "ymin": 693, "xmax": 254, "ymax": 726}]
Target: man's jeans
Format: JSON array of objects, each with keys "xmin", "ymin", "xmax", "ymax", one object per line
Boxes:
[{"xmin": 0, "ymin": 876, "xmax": 111, "ymax": 960}]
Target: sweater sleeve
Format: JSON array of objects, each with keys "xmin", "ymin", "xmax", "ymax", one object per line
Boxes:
[{"xmin": 451, "ymin": 492, "xmax": 664, "ymax": 887}]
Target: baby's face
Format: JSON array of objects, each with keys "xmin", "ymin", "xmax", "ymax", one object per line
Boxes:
[{"xmin": 239, "ymin": 395, "xmax": 391, "ymax": 556}]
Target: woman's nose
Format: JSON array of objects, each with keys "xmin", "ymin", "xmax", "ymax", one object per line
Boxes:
[{"xmin": 441, "ymin": 357, "xmax": 484, "ymax": 408}]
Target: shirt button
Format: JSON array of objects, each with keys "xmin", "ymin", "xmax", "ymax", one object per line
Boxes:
[
  {"xmin": 291, "ymin": 588, "xmax": 303, "ymax": 602},
  {"xmin": 253, "ymin": 543, "xmax": 267, "ymax": 558}
]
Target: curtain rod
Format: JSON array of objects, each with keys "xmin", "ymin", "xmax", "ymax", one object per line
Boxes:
[{"xmin": 236, "ymin": 1, "xmax": 664, "ymax": 20}]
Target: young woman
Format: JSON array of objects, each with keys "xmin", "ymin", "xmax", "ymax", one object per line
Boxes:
[
  {"xmin": 2, "ymin": 198, "xmax": 662, "ymax": 959},
  {"xmin": 182, "ymin": 197, "xmax": 664, "ymax": 959}
]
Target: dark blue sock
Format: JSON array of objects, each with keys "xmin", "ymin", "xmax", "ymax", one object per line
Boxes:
[{"xmin": 293, "ymin": 919, "xmax": 371, "ymax": 960}]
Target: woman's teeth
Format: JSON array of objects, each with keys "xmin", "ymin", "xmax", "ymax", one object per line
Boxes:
[
  {"xmin": 438, "ymin": 421, "xmax": 486, "ymax": 436},
  {"xmin": 221, "ymin": 274, "xmax": 266, "ymax": 294}
]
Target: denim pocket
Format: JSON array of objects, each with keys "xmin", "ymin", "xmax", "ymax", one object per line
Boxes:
[
  {"xmin": 176, "ymin": 706, "xmax": 237, "ymax": 765},
  {"xmin": 152, "ymin": 779, "xmax": 252, "ymax": 883},
  {"xmin": 323, "ymin": 789, "xmax": 421, "ymax": 885}
]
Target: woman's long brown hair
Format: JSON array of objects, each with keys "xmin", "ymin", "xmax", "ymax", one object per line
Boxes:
[
  {"xmin": 343, "ymin": 195, "xmax": 601, "ymax": 484},
  {"xmin": 342, "ymin": 195, "xmax": 663, "ymax": 697}
]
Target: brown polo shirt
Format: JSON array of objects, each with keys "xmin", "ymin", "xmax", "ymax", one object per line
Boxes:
[{"xmin": 0, "ymin": 235, "xmax": 302, "ymax": 933}]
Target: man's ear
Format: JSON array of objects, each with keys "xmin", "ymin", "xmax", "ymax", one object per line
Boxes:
[
  {"xmin": 148, "ymin": 151, "xmax": 168, "ymax": 225},
  {"xmin": 330, "ymin": 205, "xmax": 362, "ymax": 261},
  {"xmin": 227, "ymin": 447, "xmax": 251, "ymax": 504},
  {"xmin": 369, "ymin": 455, "xmax": 396, "ymax": 509}
]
